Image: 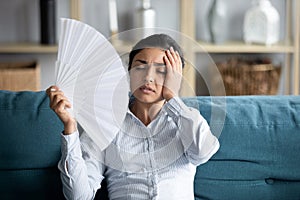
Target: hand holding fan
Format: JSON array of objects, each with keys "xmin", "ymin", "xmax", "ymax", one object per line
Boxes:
[{"xmin": 55, "ymin": 18, "xmax": 129, "ymax": 151}]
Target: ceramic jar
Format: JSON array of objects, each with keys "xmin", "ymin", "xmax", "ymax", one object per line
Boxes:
[
  {"xmin": 208, "ymin": 0, "xmax": 229, "ymax": 44},
  {"xmin": 243, "ymin": 0, "xmax": 280, "ymax": 45}
]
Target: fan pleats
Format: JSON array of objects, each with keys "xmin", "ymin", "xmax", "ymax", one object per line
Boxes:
[{"xmin": 55, "ymin": 18, "xmax": 129, "ymax": 151}]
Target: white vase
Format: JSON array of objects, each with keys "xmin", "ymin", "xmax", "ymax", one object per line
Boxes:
[
  {"xmin": 208, "ymin": 0, "xmax": 229, "ymax": 44},
  {"xmin": 133, "ymin": 0, "xmax": 156, "ymax": 39},
  {"xmin": 243, "ymin": 0, "xmax": 280, "ymax": 45}
]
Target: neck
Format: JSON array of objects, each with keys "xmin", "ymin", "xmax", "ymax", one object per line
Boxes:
[{"xmin": 130, "ymin": 99, "xmax": 165, "ymax": 126}]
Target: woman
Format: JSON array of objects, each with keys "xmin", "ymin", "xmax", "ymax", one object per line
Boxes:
[{"xmin": 47, "ymin": 34, "xmax": 219, "ymax": 199}]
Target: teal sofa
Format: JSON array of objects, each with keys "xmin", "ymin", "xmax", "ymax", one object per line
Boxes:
[{"xmin": 0, "ymin": 90, "xmax": 299, "ymax": 200}]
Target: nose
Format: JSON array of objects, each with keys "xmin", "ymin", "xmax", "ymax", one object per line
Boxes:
[
  {"xmin": 144, "ymin": 66, "xmax": 155, "ymax": 83},
  {"xmin": 145, "ymin": 76, "xmax": 154, "ymax": 83}
]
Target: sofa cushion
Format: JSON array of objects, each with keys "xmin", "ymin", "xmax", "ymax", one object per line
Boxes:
[
  {"xmin": 0, "ymin": 90, "xmax": 65, "ymax": 199},
  {"xmin": 0, "ymin": 90, "xmax": 63, "ymax": 170},
  {"xmin": 184, "ymin": 96, "xmax": 300, "ymax": 200}
]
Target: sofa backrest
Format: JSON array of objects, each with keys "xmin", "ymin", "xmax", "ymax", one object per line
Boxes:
[
  {"xmin": 183, "ymin": 96, "xmax": 300, "ymax": 200},
  {"xmin": 0, "ymin": 90, "xmax": 64, "ymax": 200},
  {"xmin": 1, "ymin": 91, "xmax": 299, "ymax": 200}
]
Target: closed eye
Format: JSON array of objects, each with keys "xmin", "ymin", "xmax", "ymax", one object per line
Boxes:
[
  {"xmin": 132, "ymin": 60, "xmax": 166, "ymax": 74},
  {"xmin": 134, "ymin": 65, "xmax": 147, "ymax": 70},
  {"xmin": 156, "ymin": 67, "xmax": 166, "ymax": 74}
]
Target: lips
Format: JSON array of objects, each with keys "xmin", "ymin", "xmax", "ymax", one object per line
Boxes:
[{"xmin": 140, "ymin": 85, "xmax": 155, "ymax": 93}]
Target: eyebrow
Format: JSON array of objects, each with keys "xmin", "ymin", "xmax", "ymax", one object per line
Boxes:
[{"xmin": 135, "ymin": 59, "xmax": 165, "ymax": 67}]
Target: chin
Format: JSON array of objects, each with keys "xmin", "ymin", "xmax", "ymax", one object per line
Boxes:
[{"xmin": 133, "ymin": 94, "xmax": 164, "ymax": 104}]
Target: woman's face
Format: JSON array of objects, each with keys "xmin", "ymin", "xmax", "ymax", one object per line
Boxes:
[{"xmin": 129, "ymin": 48, "xmax": 166, "ymax": 104}]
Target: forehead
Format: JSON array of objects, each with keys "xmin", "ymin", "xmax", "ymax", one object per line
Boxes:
[{"xmin": 133, "ymin": 48, "xmax": 165, "ymax": 61}]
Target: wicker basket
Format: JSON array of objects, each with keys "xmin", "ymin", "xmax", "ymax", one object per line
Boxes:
[
  {"xmin": 0, "ymin": 61, "xmax": 40, "ymax": 91},
  {"xmin": 215, "ymin": 58, "xmax": 281, "ymax": 95}
]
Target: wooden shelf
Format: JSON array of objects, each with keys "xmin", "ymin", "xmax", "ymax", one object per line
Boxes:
[
  {"xmin": 194, "ymin": 40, "xmax": 295, "ymax": 53},
  {"xmin": 0, "ymin": 43, "xmax": 58, "ymax": 53}
]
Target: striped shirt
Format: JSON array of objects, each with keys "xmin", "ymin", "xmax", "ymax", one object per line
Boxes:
[{"xmin": 58, "ymin": 97, "xmax": 220, "ymax": 200}]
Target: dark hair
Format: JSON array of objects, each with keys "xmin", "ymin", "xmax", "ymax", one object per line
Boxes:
[{"xmin": 128, "ymin": 34, "xmax": 185, "ymax": 70}]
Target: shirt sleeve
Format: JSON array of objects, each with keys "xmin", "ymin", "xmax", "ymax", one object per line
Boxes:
[
  {"xmin": 58, "ymin": 131, "xmax": 105, "ymax": 200},
  {"xmin": 164, "ymin": 97, "xmax": 220, "ymax": 166}
]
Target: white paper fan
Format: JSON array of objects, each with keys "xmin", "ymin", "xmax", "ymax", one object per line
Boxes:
[{"xmin": 55, "ymin": 18, "xmax": 129, "ymax": 151}]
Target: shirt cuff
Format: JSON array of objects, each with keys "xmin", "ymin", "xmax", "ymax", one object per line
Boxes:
[
  {"xmin": 165, "ymin": 97, "xmax": 188, "ymax": 117},
  {"xmin": 61, "ymin": 131, "xmax": 82, "ymax": 157}
]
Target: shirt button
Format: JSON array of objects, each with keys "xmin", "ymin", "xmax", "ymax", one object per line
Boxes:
[{"xmin": 265, "ymin": 178, "xmax": 275, "ymax": 185}]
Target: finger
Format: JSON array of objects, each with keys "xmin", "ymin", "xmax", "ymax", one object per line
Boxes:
[
  {"xmin": 166, "ymin": 49, "xmax": 175, "ymax": 68},
  {"xmin": 169, "ymin": 47, "xmax": 182, "ymax": 72},
  {"xmin": 53, "ymin": 100, "xmax": 68, "ymax": 115},
  {"xmin": 57, "ymin": 99, "xmax": 72, "ymax": 110},
  {"xmin": 48, "ymin": 91, "xmax": 64, "ymax": 107},
  {"xmin": 175, "ymin": 51, "xmax": 182, "ymax": 73},
  {"xmin": 46, "ymin": 86, "xmax": 63, "ymax": 102},
  {"xmin": 170, "ymin": 47, "xmax": 177, "ymax": 58},
  {"xmin": 170, "ymin": 47, "xmax": 180, "ymax": 62},
  {"xmin": 163, "ymin": 55, "xmax": 172, "ymax": 72},
  {"xmin": 171, "ymin": 49, "xmax": 181, "ymax": 70},
  {"xmin": 51, "ymin": 99, "xmax": 72, "ymax": 115},
  {"xmin": 46, "ymin": 85, "xmax": 55, "ymax": 95},
  {"xmin": 47, "ymin": 85, "xmax": 60, "ymax": 93},
  {"xmin": 54, "ymin": 93, "xmax": 68, "ymax": 104},
  {"xmin": 174, "ymin": 50, "xmax": 181, "ymax": 63},
  {"xmin": 50, "ymin": 93, "xmax": 68, "ymax": 109},
  {"xmin": 64, "ymin": 99, "xmax": 72, "ymax": 109}
]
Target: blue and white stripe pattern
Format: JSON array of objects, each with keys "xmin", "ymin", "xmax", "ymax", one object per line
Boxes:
[{"xmin": 59, "ymin": 97, "xmax": 220, "ymax": 200}]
